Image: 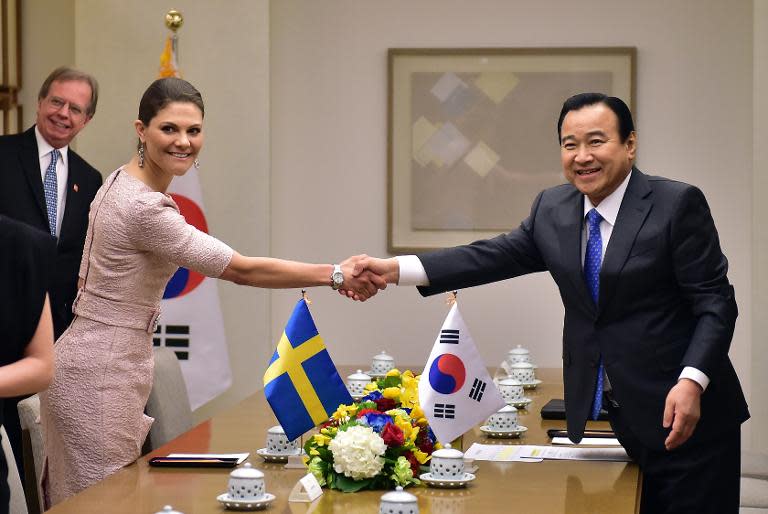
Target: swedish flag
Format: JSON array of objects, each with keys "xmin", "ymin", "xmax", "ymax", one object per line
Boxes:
[{"xmin": 263, "ymin": 299, "xmax": 352, "ymax": 441}]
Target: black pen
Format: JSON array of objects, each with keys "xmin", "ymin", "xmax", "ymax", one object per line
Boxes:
[{"xmin": 547, "ymin": 429, "xmax": 616, "ymax": 439}]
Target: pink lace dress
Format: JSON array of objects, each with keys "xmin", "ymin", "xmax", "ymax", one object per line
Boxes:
[{"xmin": 40, "ymin": 168, "xmax": 233, "ymax": 506}]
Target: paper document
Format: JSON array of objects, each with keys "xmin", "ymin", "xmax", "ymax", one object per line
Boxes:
[
  {"xmin": 551, "ymin": 436, "xmax": 622, "ymax": 446},
  {"xmin": 168, "ymin": 453, "xmax": 249, "ymax": 464},
  {"xmin": 464, "ymin": 443, "xmax": 542, "ymax": 462},
  {"xmin": 522, "ymin": 446, "xmax": 630, "ymax": 462},
  {"xmin": 465, "ymin": 444, "xmax": 629, "ymax": 462}
]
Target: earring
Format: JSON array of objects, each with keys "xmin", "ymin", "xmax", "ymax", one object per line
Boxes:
[
  {"xmin": 193, "ymin": 158, "xmax": 200, "ymax": 169},
  {"xmin": 138, "ymin": 143, "xmax": 145, "ymax": 168}
]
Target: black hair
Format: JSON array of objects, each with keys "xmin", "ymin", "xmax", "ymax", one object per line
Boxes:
[{"xmin": 557, "ymin": 93, "xmax": 634, "ymax": 143}]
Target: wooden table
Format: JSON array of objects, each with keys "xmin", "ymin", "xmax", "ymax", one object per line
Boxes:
[{"xmin": 48, "ymin": 368, "xmax": 640, "ymax": 513}]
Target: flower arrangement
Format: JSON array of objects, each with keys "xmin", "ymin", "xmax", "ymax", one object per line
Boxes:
[{"xmin": 304, "ymin": 369, "xmax": 440, "ymax": 492}]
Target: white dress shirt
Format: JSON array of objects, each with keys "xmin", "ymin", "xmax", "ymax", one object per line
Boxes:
[
  {"xmin": 396, "ymin": 171, "xmax": 708, "ymax": 390},
  {"xmin": 35, "ymin": 126, "xmax": 70, "ymax": 239}
]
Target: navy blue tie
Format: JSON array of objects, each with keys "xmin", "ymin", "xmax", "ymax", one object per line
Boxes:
[{"xmin": 585, "ymin": 208, "xmax": 604, "ymax": 420}]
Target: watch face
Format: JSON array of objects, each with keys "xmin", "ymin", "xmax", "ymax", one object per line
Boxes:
[{"xmin": 333, "ymin": 271, "xmax": 344, "ymax": 285}]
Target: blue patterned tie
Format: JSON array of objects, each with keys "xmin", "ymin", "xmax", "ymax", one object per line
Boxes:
[
  {"xmin": 585, "ymin": 208, "xmax": 604, "ymax": 420},
  {"xmin": 43, "ymin": 149, "xmax": 60, "ymax": 237}
]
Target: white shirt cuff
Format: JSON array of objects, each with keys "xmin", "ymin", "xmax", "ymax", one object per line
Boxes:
[
  {"xmin": 679, "ymin": 366, "xmax": 709, "ymax": 391},
  {"xmin": 394, "ymin": 255, "xmax": 429, "ymax": 286}
]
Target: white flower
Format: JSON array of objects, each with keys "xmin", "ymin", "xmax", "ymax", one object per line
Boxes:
[{"xmin": 328, "ymin": 425, "xmax": 386, "ymax": 480}]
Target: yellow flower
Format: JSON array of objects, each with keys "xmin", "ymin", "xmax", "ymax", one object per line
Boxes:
[
  {"xmin": 386, "ymin": 368, "xmax": 401, "ymax": 377},
  {"xmin": 382, "ymin": 387, "xmax": 401, "ymax": 400},
  {"xmin": 332, "ymin": 403, "xmax": 358, "ymax": 420},
  {"xmin": 410, "ymin": 405, "xmax": 425, "ymax": 423},
  {"xmin": 313, "ymin": 433, "xmax": 332, "ymax": 446},
  {"xmin": 364, "ymin": 382, "xmax": 379, "ymax": 392},
  {"xmin": 412, "ymin": 448, "xmax": 430, "ymax": 464},
  {"xmin": 395, "ymin": 417, "xmax": 418, "ymax": 443},
  {"xmin": 309, "ymin": 448, "xmax": 320, "ymax": 456}
]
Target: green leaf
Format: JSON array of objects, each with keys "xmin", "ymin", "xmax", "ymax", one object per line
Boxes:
[{"xmin": 334, "ymin": 475, "xmax": 374, "ymax": 493}]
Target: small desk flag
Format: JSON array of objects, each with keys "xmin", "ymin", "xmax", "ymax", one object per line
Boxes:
[
  {"xmin": 419, "ymin": 303, "xmax": 505, "ymax": 444},
  {"xmin": 264, "ymin": 299, "xmax": 352, "ymax": 441}
]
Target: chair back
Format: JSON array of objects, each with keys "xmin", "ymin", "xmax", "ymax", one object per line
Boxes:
[
  {"xmin": 17, "ymin": 394, "xmax": 42, "ymax": 514},
  {"xmin": 1, "ymin": 424, "xmax": 28, "ymax": 514},
  {"xmin": 145, "ymin": 346, "xmax": 194, "ymax": 451}
]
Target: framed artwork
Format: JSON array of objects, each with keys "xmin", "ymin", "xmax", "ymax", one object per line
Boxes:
[{"xmin": 388, "ymin": 47, "xmax": 635, "ymax": 253}]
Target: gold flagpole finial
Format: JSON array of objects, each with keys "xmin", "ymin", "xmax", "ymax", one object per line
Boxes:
[
  {"xmin": 165, "ymin": 9, "xmax": 184, "ymax": 32},
  {"xmin": 302, "ymin": 289, "xmax": 312, "ymax": 305},
  {"xmin": 446, "ymin": 290, "xmax": 458, "ymax": 306}
]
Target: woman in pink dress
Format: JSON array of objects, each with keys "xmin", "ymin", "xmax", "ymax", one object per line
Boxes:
[{"xmin": 40, "ymin": 77, "xmax": 384, "ymax": 506}]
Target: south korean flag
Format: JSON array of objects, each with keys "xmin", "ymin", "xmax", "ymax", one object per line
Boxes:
[{"xmin": 419, "ymin": 302, "xmax": 505, "ymax": 444}]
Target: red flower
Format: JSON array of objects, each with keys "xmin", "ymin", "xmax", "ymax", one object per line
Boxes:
[
  {"xmin": 404, "ymin": 451, "xmax": 421, "ymax": 476},
  {"xmin": 381, "ymin": 422, "xmax": 405, "ymax": 447},
  {"xmin": 356, "ymin": 408, "xmax": 380, "ymax": 418},
  {"xmin": 374, "ymin": 397, "xmax": 396, "ymax": 412},
  {"xmin": 416, "ymin": 431, "xmax": 434, "ymax": 454}
]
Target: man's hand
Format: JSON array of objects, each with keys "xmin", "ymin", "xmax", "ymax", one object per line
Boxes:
[
  {"xmin": 338, "ymin": 255, "xmax": 399, "ymax": 301},
  {"xmin": 339, "ymin": 255, "xmax": 389, "ymax": 301},
  {"xmin": 662, "ymin": 378, "xmax": 702, "ymax": 450}
]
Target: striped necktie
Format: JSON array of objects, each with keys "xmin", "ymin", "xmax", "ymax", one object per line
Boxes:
[
  {"xmin": 584, "ymin": 208, "xmax": 604, "ymax": 420},
  {"xmin": 43, "ymin": 149, "xmax": 60, "ymax": 237}
]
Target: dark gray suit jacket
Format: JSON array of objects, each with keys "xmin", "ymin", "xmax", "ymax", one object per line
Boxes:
[
  {"xmin": 0, "ymin": 126, "xmax": 102, "ymax": 337},
  {"xmin": 417, "ymin": 168, "xmax": 749, "ymax": 449}
]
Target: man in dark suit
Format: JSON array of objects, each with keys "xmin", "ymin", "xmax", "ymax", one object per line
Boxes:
[
  {"xmin": 0, "ymin": 66, "xmax": 102, "ymax": 474},
  {"xmin": 348, "ymin": 93, "xmax": 749, "ymax": 513}
]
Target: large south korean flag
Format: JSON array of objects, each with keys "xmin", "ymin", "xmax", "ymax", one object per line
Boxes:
[
  {"xmin": 419, "ymin": 303, "xmax": 505, "ymax": 444},
  {"xmin": 158, "ymin": 168, "xmax": 232, "ymax": 409}
]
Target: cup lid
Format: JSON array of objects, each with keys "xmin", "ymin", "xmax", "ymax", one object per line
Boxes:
[
  {"xmin": 348, "ymin": 369, "xmax": 372, "ymax": 380},
  {"xmin": 510, "ymin": 362, "xmax": 534, "ymax": 369},
  {"xmin": 230, "ymin": 462, "xmax": 264, "ymax": 479},
  {"xmin": 432, "ymin": 443, "xmax": 463, "ymax": 459},
  {"xmin": 381, "ymin": 486, "xmax": 418, "ymax": 504},
  {"xmin": 497, "ymin": 405, "xmax": 518, "ymax": 414},
  {"xmin": 373, "ymin": 351, "xmax": 394, "ymax": 361},
  {"xmin": 508, "ymin": 345, "xmax": 530, "ymax": 355},
  {"xmin": 267, "ymin": 425, "xmax": 285, "ymax": 435},
  {"xmin": 155, "ymin": 507, "xmax": 184, "ymax": 514},
  {"xmin": 498, "ymin": 377, "xmax": 523, "ymax": 386}
]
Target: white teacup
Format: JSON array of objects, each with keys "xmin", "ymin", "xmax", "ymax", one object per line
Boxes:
[
  {"xmin": 266, "ymin": 425, "xmax": 300, "ymax": 455},
  {"xmin": 497, "ymin": 377, "xmax": 524, "ymax": 403},
  {"xmin": 429, "ymin": 443, "xmax": 465, "ymax": 479},
  {"xmin": 487, "ymin": 405, "xmax": 518, "ymax": 431},
  {"xmin": 507, "ymin": 345, "xmax": 532, "ymax": 365},
  {"xmin": 371, "ymin": 351, "xmax": 395, "ymax": 375},
  {"xmin": 227, "ymin": 462, "xmax": 265, "ymax": 501},
  {"xmin": 379, "ymin": 486, "xmax": 419, "ymax": 514},
  {"xmin": 509, "ymin": 362, "xmax": 536, "ymax": 384},
  {"xmin": 347, "ymin": 369, "xmax": 371, "ymax": 396}
]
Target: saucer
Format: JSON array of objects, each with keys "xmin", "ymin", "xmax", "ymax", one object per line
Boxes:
[
  {"xmin": 479, "ymin": 425, "xmax": 528, "ymax": 438},
  {"xmin": 419, "ymin": 472, "xmax": 476, "ymax": 488},
  {"xmin": 364, "ymin": 370, "xmax": 387, "ymax": 378},
  {"xmin": 217, "ymin": 492, "xmax": 275, "ymax": 510},
  {"xmin": 256, "ymin": 447, "xmax": 302, "ymax": 463},
  {"xmin": 507, "ymin": 397, "xmax": 533, "ymax": 409},
  {"xmin": 522, "ymin": 379, "xmax": 542, "ymax": 389}
]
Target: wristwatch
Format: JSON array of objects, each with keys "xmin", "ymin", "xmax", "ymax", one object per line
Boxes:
[{"xmin": 331, "ymin": 264, "xmax": 344, "ymax": 290}]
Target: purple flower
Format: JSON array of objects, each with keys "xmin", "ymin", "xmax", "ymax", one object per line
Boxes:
[{"xmin": 361, "ymin": 390, "xmax": 383, "ymax": 402}]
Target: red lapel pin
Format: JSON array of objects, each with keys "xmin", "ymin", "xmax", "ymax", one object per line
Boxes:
[{"xmin": 73, "ymin": 184, "xmax": 79, "ymax": 192}]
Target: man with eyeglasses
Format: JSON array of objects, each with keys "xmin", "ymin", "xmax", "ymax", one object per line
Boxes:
[{"xmin": 0, "ymin": 66, "xmax": 102, "ymax": 476}]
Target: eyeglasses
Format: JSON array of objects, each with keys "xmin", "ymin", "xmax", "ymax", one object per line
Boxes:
[{"xmin": 46, "ymin": 96, "xmax": 87, "ymax": 118}]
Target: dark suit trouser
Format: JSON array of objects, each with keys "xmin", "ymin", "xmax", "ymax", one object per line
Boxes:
[
  {"xmin": 606, "ymin": 401, "xmax": 740, "ymax": 514},
  {"xmin": 0, "ymin": 431, "xmax": 9, "ymax": 514}
]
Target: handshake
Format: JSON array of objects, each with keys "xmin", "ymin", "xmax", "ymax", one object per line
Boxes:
[{"xmin": 337, "ymin": 255, "xmax": 400, "ymax": 301}]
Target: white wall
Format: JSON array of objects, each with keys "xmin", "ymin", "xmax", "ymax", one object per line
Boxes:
[
  {"xmin": 270, "ymin": 0, "xmax": 757, "ymax": 445},
  {"xmin": 21, "ymin": 0, "xmax": 75, "ymax": 129},
  {"xmin": 71, "ymin": 0, "xmax": 272, "ymax": 421},
  {"xmin": 753, "ymin": 0, "xmax": 767, "ymax": 451}
]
